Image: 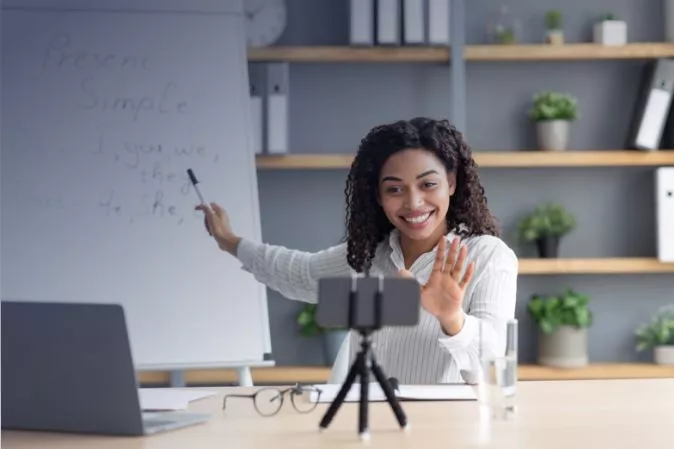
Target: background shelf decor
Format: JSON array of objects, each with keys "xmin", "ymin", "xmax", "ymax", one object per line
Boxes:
[{"xmin": 248, "ymin": 43, "xmax": 674, "ymax": 63}]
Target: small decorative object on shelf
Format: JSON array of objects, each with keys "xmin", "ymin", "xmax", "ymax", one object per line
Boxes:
[
  {"xmin": 517, "ymin": 202, "xmax": 576, "ymax": 258},
  {"xmin": 593, "ymin": 13, "xmax": 627, "ymax": 46},
  {"xmin": 529, "ymin": 91, "xmax": 578, "ymax": 151},
  {"xmin": 545, "ymin": 10, "xmax": 564, "ymax": 45},
  {"xmin": 296, "ymin": 303, "xmax": 348, "ymax": 367},
  {"xmin": 635, "ymin": 305, "xmax": 674, "ymax": 366},
  {"xmin": 243, "ymin": 0, "xmax": 287, "ymax": 48},
  {"xmin": 528, "ymin": 289, "xmax": 593, "ymax": 368},
  {"xmin": 486, "ymin": 5, "xmax": 520, "ymax": 44}
]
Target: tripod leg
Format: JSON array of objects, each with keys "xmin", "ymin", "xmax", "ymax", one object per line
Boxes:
[
  {"xmin": 319, "ymin": 350, "xmax": 363, "ymax": 430},
  {"xmin": 369, "ymin": 354, "xmax": 408, "ymax": 430},
  {"xmin": 359, "ymin": 348, "xmax": 370, "ymax": 440}
]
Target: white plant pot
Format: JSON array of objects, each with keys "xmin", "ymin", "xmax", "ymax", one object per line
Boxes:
[
  {"xmin": 536, "ymin": 120, "xmax": 569, "ymax": 151},
  {"xmin": 593, "ymin": 20, "xmax": 627, "ymax": 46},
  {"xmin": 654, "ymin": 345, "xmax": 674, "ymax": 365},
  {"xmin": 546, "ymin": 29, "xmax": 564, "ymax": 45}
]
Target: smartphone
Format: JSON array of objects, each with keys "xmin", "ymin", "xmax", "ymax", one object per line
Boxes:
[{"xmin": 316, "ymin": 276, "xmax": 420, "ymax": 329}]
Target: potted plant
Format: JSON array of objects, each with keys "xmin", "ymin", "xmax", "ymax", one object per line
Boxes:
[
  {"xmin": 545, "ymin": 10, "xmax": 564, "ymax": 45},
  {"xmin": 529, "ymin": 91, "xmax": 579, "ymax": 151},
  {"xmin": 528, "ymin": 289, "xmax": 593, "ymax": 368},
  {"xmin": 593, "ymin": 13, "xmax": 627, "ymax": 46},
  {"xmin": 635, "ymin": 305, "xmax": 674, "ymax": 365},
  {"xmin": 517, "ymin": 202, "xmax": 576, "ymax": 258},
  {"xmin": 297, "ymin": 303, "xmax": 349, "ymax": 367}
]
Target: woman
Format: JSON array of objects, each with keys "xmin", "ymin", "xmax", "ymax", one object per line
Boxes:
[{"xmin": 197, "ymin": 117, "xmax": 518, "ymax": 385}]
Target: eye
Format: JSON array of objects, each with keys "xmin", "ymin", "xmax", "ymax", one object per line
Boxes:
[
  {"xmin": 385, "ymin": 186, "xmax": 402, "ymax": 194},
  {"xmin": 423, "ymin": 182, "xmax": 437, "ymax": 188}
]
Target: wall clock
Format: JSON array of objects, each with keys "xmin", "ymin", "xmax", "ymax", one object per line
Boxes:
[{"xmin": 244, "ymin": 0, "xmax": 287, "ymax": 47}]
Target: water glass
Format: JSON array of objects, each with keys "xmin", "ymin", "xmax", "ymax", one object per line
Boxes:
[{"xmin": 476, "ymin": 354, "xmax": 517, "ymax": 420}]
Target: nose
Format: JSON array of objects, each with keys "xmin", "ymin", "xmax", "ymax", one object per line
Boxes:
[{"xmin": 404, "ymin": 188, "xmax": 424, "ymax": 209}]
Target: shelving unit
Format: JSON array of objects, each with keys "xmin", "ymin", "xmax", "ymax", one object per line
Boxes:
[
  {"xmin": 248, "ymin": 43, "xmax": 674, "ymax": 63},
  {"xmin": 243, "ymin": 3, "xmax": 674, "ymax": 381},
  {"xmin": 256, "ymin": 151, "xmax": 674, "ymax": 169},
  {"xmin": 137, "ymin": 364, "xmax": 674, "ymax": 386}
]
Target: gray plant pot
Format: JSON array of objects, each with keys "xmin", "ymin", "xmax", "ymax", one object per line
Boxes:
[
  {"xmin": 538, "ymin": 325, "xmax": 588, "ymax": 368},
  {"xmin": 322, "ymin": 329, "xmax": 348, "ymax": 367},
  {"xmin": 536, "ymin": 119, "xmax": 569, "ymax": 151}
]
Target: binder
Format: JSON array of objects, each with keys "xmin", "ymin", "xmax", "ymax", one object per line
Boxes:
[
  {"xmin": 656, "ymin": 167, "xmax": 674, "ymax": 262},
  {"xmin": 377, "ymin": 0, "xmax": 401, "ymax": 45},
  {"xmin": 350, "ymin": 0, "xmax": 374, "ymax": 45},
  {"xmin": 627, "ymin": 59, "xmax": 674, "ymax": 150},
  {"xmin": 248, "ymin": 63, "xmax": 265, "ymax": 155},
  {"xmin": 402, "ymin": 0, "xmax": 425, "ymax": 45},
  {"xmin": 266, "ymin": 63, "xmax": 289, "ymax": 154},
  {"xmin": 428, "ymin": 0, "xmax": 450, "ymax": 45}
]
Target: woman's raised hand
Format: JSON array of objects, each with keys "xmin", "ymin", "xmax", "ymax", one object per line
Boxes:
[
  {"xmin": 399, "ymin": 236, "xmax": 475, "ymax": 334},
  {"xmin": 195, "ymin": 202, "xmax": 240, "ymax": 254}
]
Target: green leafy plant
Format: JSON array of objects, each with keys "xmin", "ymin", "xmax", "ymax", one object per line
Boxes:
[
  {"xmin": 601, "ymin": 13, "xmax": 617, "ymax": 21},
  {"xmin": 529, "ymin": 91, "xmax": 579, "ymax": 122},
  {"xmin": 297, "ymin": 303, "xmax": 321, "ymax": 337},
  {"xmin": 545, "ymin": 10, "xmax": 562, "ymax": 30},
  {"xmin": 496, "ymin": 27, "xmax": 516, "ymax": 44},
  {"xmin": 528, "ymin": 289, "xmax": 593, "ymax": 334},
  {"xmin": 635, "ymin": 305, "xmax": 674, "ymax": 351},
  {"xmin": 296, "ymin": 303, "xmax": 345, "ymax": 337},
  {"xmin": 517, "ymin": 202, "xmax": 576, "ymax": 242}
]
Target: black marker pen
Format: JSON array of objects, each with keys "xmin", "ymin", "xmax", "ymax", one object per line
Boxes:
[{"xmin": 187, "ymin": 168, "xmax": 205, "ymax": 204}]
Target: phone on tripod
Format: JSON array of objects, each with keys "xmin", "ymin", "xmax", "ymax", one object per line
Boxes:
[
  {"xmin": 315, "ymin": 276, "xmax": 420, "ymax": 329},
  {"xmin": 314, "ymin": 275, "xmax": 421, "ymax": 440}
]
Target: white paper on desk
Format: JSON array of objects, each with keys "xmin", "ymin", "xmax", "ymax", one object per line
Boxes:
[
  {"xmin": 308, "ymin": 383, "xmax": 476, "ymax": 403},
  {"xmin": 138, "ymin": 388, "xmax": 217, "ymax": 411}
]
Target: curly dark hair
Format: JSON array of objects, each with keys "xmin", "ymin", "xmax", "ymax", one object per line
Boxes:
[{"xmin": 343, "ymin": 117, "xmax": 500, "ymax": 273}]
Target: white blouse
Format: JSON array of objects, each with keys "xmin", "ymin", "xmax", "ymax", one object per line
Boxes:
[{"xmin": 236, "ymin": 228, "xmax": 518, "ymax": 384}]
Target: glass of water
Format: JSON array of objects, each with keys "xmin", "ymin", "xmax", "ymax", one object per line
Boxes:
[
  {"xmin": 476, "ymin": 319, "xmax": 518, "ymax": 419},
  {"xmin": 476, "ymin": 354, "xmax": 517, "ymax": 419}
]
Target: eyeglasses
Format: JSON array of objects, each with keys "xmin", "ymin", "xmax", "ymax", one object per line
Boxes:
[{"xmin": 222, "ymin": 384, "xmax": 323, "ymax": 417}]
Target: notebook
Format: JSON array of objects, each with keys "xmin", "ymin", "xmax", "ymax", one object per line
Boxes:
[{"xmin": 307, "ymin": 382, "xmax": 477, "ymax": 403}]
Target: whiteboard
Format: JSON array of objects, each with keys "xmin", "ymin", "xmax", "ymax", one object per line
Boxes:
[{"xmin": 0, "ymin": 0, "xmax": 272, "ymax": 370}]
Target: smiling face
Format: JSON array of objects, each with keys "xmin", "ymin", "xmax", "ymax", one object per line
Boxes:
[{"xmin": 378, "ymin": 148, "xmax": 455, "ymax": 243}]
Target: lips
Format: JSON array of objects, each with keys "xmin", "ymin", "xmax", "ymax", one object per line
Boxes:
[{"xmin": 401, "ymin": 210, "xmax": 436, "ymax": 226}]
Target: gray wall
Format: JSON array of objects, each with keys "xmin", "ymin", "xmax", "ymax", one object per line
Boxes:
[{"xmin": 255, "ymin": 0, "xmax": 674, "ymax": 365}]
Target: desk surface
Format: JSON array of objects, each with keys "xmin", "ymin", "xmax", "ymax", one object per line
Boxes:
[{"xmin": 3, "ymin": 378, "xmax": 674, "ymax": 449}]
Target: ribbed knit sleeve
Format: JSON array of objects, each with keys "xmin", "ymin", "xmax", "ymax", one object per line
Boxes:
[
  {"xmin": 236, "ymin": 238, "xmax": 351, "ymax": 303},
  {"xmin": 437, "ymin": 245, "xmax": 519, "ymax": 377}
]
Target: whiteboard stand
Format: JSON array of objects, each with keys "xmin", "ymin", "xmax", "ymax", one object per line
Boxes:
[
  {"xmin": 141, "ymin": 360, "xmax": 275, "ymax": 388},
  {"xmin": 169, "ymin": 371, "xmax": 186, "ymax": 388},
  {"xmin": 1, "ymin": 0, "xmax": 274, "ymax": 381},
  {"xmin": 168, "ymin": 367, "xmax": 251, "ymax": 387}
]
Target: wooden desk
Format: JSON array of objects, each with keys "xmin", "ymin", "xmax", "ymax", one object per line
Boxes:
[{"xmin": 3, "ymin": 379, "xmax": 673, "ymax": 449}]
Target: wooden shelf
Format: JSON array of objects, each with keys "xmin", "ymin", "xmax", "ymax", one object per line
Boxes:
[
  {"xmin": 519, "ymin": 258, "xmax": 674, "ymax": 275},
  {"xmin": 137, "ymin": 364, "xmax": 674, "ymax": 386},
  {"xmin": 256, "ymin": 151, "xmax": 674, "ymax": 169},
  {"xmin": 248, "ymin": 43, "xmax": 674, "ymax": 63},
  {"xmin": 468, "ymin": 43, "xmax": 674, "ymax": 61}
]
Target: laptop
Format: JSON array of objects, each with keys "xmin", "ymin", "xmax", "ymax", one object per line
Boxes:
[{"xmin": 1, "ymin": 300, "xmax": 211, "ymax": 436}]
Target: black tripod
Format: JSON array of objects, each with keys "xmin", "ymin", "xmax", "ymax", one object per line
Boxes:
[{"xmin": 318, "ymin": 276, "xmax": 408, "ymax": 440}]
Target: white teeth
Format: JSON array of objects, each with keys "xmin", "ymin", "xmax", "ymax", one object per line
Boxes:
[{"xmin": 404, "ymin": 212, "xmax": 431, "ymax": 224}]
